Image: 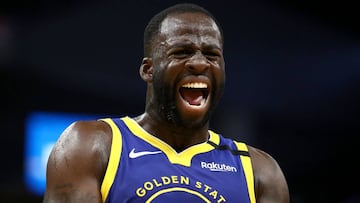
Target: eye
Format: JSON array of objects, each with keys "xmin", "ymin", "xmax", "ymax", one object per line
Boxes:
[
  {"xmin": 172, "ymin": 49, "xmax": 193, "ymax": 58},
  {"xmin": 204, "ymin": 51, "xmax": 221, "ymax": 61}
]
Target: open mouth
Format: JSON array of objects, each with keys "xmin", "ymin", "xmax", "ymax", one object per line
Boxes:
[{"xmin": 179, "ymin": 82, "xmax": 209, "ymax": 107}]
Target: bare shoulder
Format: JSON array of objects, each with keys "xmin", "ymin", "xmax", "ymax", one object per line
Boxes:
[
  {"xmin": 53, "ymin": 119, "xmax": 112, "ymax": 164},
  {"xmin": 44, "ymin": 119, "xmax": 112, "ymax": 202},
  {"xmin": 247, "ymin": 145, "xmax": 290, "ymax": 203},
  {"xmin": 50, "ymin": 119, "xmax": 113, "ymax": 176}
]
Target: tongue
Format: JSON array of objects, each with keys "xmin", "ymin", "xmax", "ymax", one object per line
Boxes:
[{"xmin": 180, "ymin": 89, "xmax": 204, "ymax": 106}]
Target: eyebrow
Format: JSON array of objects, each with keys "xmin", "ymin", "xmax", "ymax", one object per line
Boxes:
[{"xmin": 167, "ymin": 41, "xmax": 221, "ymax": 51}]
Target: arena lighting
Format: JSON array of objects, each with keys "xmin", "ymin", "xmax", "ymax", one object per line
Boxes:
[{"xmin": 24, "ymin": 111, "xmax": 100, "ymax": 195}]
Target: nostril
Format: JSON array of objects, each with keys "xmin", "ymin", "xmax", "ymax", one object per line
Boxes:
[{"xmin": 186, "ymin": 58, "xmax": 210, "ymax": 73}]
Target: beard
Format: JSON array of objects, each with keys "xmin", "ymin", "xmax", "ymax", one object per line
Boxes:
[
  {"xmin": 152, "ymin": 71, "xmax": 222, "ymax": 129},
  {"xmin": 153, "ymin": 81, "xmax": 180, "ymax": 125}
]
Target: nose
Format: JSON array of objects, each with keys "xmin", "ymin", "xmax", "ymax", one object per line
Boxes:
[{"xmin": 185, "ymin": 52, "xmax": 210, "ymax": 74}]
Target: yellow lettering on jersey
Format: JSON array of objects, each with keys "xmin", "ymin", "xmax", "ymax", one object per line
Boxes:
[
  {"xmin": 195, "ymin": 181, "xmax": 202, "ymax": 189},
  {"xmin": 136, "ymin": 176, "xmax": 227, "ymax": 202},
  {"xmin": 136, "ymin": 175, "xmax": 190, "ymax": 197},
  {"xmin": 209, "ymin": 190, "xmax": 218, "ymax": 199},
  {"xmin": 162, "ymin": 176, "xmax": 171, "ymax": 185},
  {"xmin": 217, "ymin": 195, "xmax": 226, "ymax": 203},
  {"xmin": 153, "ymin": 179, "xmax": 162, "ymax": 187},
  {"xmin": 194, "ymin": 181, "xmax": 227, "ymax": 202}
]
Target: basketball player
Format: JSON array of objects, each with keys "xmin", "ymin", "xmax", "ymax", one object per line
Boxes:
[{"xmin": 43, "ymin": 3, "xmax": 289, "ymax": 203}]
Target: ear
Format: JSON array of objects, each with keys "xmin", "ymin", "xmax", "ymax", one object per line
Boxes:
[{"xmin": 139, "ymin": 57, "xmax": 153, "ymax": 82}]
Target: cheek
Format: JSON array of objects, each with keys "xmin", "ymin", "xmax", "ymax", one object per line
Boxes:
[
  {"xmin": 159, "ymin": 61, "xmax": 183, "ymax": 82},
  {"xmin": 211, "ymin": 68, "xmax": 226, "ymax": 98},
  {"xmin": 153, "ymin": 69, "xmax": 176, "ymax": 95},
  {"xmin": 214, "ymin": 67, "xmax": 226, "ymax": 83}
]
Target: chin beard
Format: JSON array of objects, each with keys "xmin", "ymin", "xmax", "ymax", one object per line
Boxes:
[
  {"xmin": 151, "ymin": 70, "xmax": 224, "ymax": 129},
  {"xmin": 153, "ymin": 82, "xmax": 181, "ymax": 125}
]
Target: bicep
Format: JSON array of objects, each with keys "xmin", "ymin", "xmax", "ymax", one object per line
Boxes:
[
  {"xmin": 256, "ymin": 162, "xmax": 289, "ymax": 203},
  {"xmin": 43, "ymin": 121, "xmax": 110, "ymax": 203},
  {"xmin": 44, "ymin": 148, "xmax": 102, "ymax": 202},
  {"xmin": 250, "ymin": 147, "xmax": 290, "ymax": 203}
]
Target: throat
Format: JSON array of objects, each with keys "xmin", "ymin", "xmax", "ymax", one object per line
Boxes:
[
  {"xmin": 135, "ymin": 114, "xmax": 210, "ymax": 151},
  {"xmin": 160, "ymin": 129, "xmax": 210, "ymax": 152}
]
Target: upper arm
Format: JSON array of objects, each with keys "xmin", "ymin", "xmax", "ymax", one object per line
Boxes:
[
  {"xmin": 43, "ymin": 120, "xmax": 112, "ymax": 203},
  {"xmin": 249, "ymin": 146, "xmax": 290, "ymax": 203}
]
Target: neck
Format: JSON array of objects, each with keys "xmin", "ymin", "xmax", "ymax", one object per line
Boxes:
[{"xmin": 134, "ymin": 113, "xmax": 210, "ymax": 152}]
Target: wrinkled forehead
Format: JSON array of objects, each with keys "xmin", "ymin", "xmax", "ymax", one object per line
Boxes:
[{"xmin": 159, "ymin": 12, "xmax": 222, "ymax": 46}]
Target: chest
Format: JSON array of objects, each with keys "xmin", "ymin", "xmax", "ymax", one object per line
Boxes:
[{"xmin": 107, "ymin": 135, "xmax": 251, "ymax": 203}]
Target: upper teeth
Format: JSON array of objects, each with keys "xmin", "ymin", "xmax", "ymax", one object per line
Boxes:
[{"xmin": 182, "ymin": 82, "xmax": 207, "ymax": 88}]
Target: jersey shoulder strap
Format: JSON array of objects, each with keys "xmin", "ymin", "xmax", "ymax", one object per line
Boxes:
[
  {"xmin": 233, "ymin": 141, "xmax": 256, "ymax": 203},
  {"xmin": 99, "ymin": 118, "xmax": 123, "ymax": 203}
]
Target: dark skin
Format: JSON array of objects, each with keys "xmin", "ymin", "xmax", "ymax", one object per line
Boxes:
[{"xmin": 43, "ymin": 12, "xmax": 289, "ymax": 203}]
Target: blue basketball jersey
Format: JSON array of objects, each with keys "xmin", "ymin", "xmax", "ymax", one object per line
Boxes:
[{"xmin": 100, "ymin": 117, "xmax": 256, "ymax": 203}]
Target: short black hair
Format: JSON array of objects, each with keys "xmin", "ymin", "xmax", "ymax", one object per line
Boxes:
[{"xmin": 143, "ymin": 3, "xmax": 224, "ymax": 57}]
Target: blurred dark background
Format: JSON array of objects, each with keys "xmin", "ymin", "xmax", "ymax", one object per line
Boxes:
[{"xmin": 1, "ymin": 0, "xmax": 359, "ymax": 202}]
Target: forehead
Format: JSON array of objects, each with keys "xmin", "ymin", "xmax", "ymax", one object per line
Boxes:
[{"xmin": 158, "ymin": 12, "xmax": 222, "ymax": 47}]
